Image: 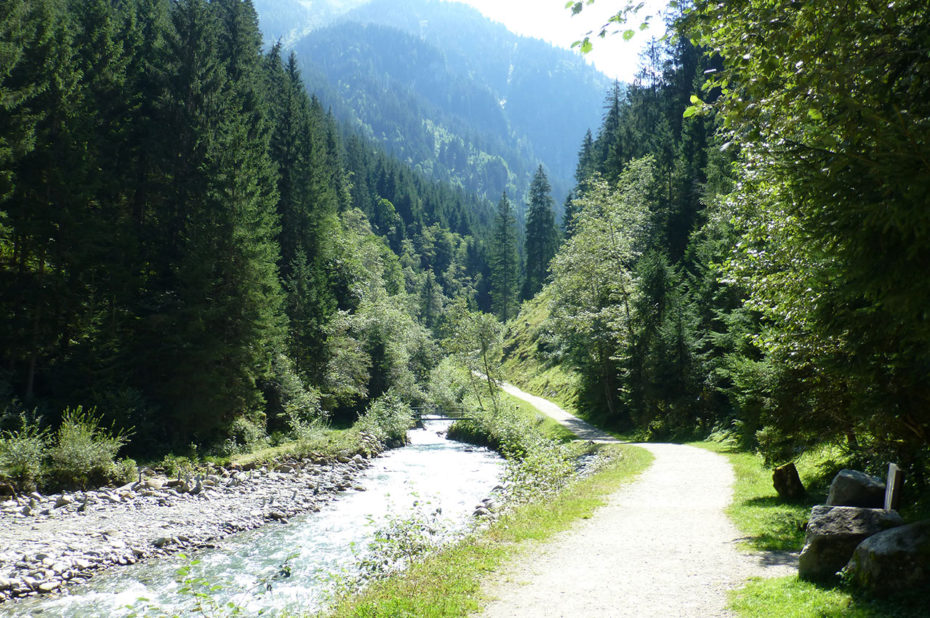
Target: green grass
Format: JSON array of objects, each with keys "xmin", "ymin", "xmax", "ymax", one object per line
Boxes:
[
  {"xmin": 227, "ymin": 426, "xmax": 358, "ymax": 468},
  {"xmin": 731, "ymin": 577, "xmax": 929, "ymax": 617},
  {"xmin": 695, "ymin": 438, "xmax": 929, "ymax": 617},
  {"xmin": 498, "ymin": 389, "xmax": 576, "ymax": 443},
  {"xmin": 326, "ymin": 444, "xmax": 654, "ymax": 617},
  {"xmin": 501, "ymin": 289, "xmax": 582, "ymax": 416}
]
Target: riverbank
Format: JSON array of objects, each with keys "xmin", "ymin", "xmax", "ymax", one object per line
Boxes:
[{"xmin": 0, "ymin": 445, "xmax": 382, "ymax": 604}]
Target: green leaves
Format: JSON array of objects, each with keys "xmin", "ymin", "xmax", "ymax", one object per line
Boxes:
[
  {"xmin": 685, "ymin": 0, "xmax": 930, "ymax": 464},
  {"xmin": 683, "ymin": 94, "xmax": 705, "ymax": 118},
  {"xmin": 571, "ymin": 37, "xmax": 594, "ymax": 54}
]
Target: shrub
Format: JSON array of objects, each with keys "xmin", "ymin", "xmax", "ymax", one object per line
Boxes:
[
  {"xmin": 356, "ymin": 393, "xmax": 415, "ymax": 444},
  {"xmin": 160, "ymin": 454, "xmax": 195, "ymax": 480},
  {"xmin": 447, "ymin": 398, "xmax": 577, "ymax": 505},
  {"xmin": 0, "ymin": 414, "xmax": 48, "ymax": 492},
  {"xmin": 226, "ymin": 415, "xmax": 269, "ymax": 453},
  {"xmin": 113, "ymin": 457, "xmax": 138, "ymax": 486},
  {"xmin": 448, "ymin": 399, "xmax": 540, "ymax": 458},
  {"xmin": 426, "ymin": 357, "xmax": 470, "ymax": 411},
  {"xmin": 502, "ymin": 437, "xmax": 575, "ymax": 505},
  {"xmin": 47, "ymin": 406, "xmax": 131, "ymax": 490}
]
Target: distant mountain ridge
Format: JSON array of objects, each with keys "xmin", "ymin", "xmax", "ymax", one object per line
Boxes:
[{"xmin": 252, "ymin": 0, "xmax": 612, "ymax": 213}]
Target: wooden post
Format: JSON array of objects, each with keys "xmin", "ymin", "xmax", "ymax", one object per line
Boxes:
[{"xmin": 884, "ymin": 463, "xmax": 904, "ymax": 511}]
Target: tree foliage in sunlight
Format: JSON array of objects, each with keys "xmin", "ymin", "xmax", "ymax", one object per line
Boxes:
[
  {"xmin": 550, "ymin": 161, "xmax": 652, "ymax": 425},
  {"xmin": 685, "ymin": 0, "xmax": 930, "ymax": 467}
]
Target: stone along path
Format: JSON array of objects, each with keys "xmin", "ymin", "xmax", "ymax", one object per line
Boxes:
[{"xmin": 481, "ymin": 383, "xmax": 797, "ymax": 617}]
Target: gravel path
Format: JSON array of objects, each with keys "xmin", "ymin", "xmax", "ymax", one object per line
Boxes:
[
  {"xmin": 481, "ymin": 383, "xmax": 797, "ymax": 617},
  {"xmin": 498, "ymin": 382, "xmax": 619, "ymax": 443}
]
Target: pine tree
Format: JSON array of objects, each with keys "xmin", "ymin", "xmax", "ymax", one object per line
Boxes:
[
  {"xmin": 0, "ymin": 0, "xmax": 83, "ymax": 403},
  {"xmin": 489, "ymin": 192, "xmax": 520, "ymax": 322},
  {"xmin": 0, "ymin": 0, "xmax": 45, "ymax": 201},
  {"xmin": 522, "ymin": 165, "xmax": 559, "ymax": 300},
  {"xmin": 139, "ymin": 0, "xmax": 285, "ymax": 440},
  {"xmin": 265, "ymin": 49, "xmax": 340, "ymax": 382},
  {"xmin": 595, "ymin": 82, "xmax": 625, "ymax": 181}
]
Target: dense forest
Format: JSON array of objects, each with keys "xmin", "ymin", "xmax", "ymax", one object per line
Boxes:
[
  {"xmin": 514, "ymin": 0, "xmax": 930, "ymax": 480},
  {"xmin": 0, "ymin": 0, "xmax": 515, "ymax": 457},
  {"xmin": 2, "ymin": 0, "xmax": 928, "ymax": 488}
]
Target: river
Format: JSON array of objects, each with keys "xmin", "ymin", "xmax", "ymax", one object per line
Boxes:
[{"xmin": 5, "ymin": 422, "xmax": 503, "ymax": 616}]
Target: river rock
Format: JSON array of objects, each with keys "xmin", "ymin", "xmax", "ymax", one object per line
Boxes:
[
  {"xmin": 55, "ymin": 495, "xmax": 74, "ymax": 508},
  {"xmin": 37, "ymin": 581, "xmax": 59, "ymax": 593},
  {"xmin": 799, "ymin": 505, "xmax": 904, "ymax": 580},
  {"xmin": 827, "ymin": 469, "xmax": 885, "ymax": 508},
  {"xmin": 772, "ymin": 462, "xmax": 806, "ymax": 500},
  {"xmin": 845, "ymin": 519, "xmax": 930, "ymax": 596}
]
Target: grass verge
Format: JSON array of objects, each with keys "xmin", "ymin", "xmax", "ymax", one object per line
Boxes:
[
  {"xmin": 501, "ymin": 290, "xmax": 581, "ymax": 416},
  {"xmin": 325, "ymin": 443, "xmax": 654, "ymax": 617},
  {"xmin": 695, "ymin": 438, "xmax": 929, "ymax": 617},
  {"xmin": 498, "ymin": 390, "xmax": 575, "ymax": 443},
  {"xmin": 226, "ymin": 426, "xmax": 358, "ymax": 468}
]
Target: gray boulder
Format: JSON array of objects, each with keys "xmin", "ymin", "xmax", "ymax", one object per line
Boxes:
[
  {"xmin": 846, "ymin": 519, "xmax": 930, "ymax": 596},
  {"xmin": 799, "ymin": 505, "xmax": 904, "ymax": 580},
  {"xmin": 827, "ymin": 469, "xmax": 885, "ymax": 508}
]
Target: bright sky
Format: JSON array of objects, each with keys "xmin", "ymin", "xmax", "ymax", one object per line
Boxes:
[{"xmin": 444, "ymin": 0, "xmax": 669, "ymax": 83}]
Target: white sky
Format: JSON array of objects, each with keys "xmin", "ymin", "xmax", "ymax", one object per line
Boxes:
[{"xmin": 443, "ymin": 0, "xmax": 669, "ymax": 83}]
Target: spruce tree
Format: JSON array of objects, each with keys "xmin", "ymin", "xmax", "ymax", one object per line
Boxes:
[
  {"xmin": 522, "ymin": 165, "xmax": 559, "ymax": 300},
  {"xmin": 0, "ymin": 0, "xmax": 83, "ymax": 403},
  {"xmin": 265, "ymin": 49, "xmax": 340, "ymax": 382},
  {"xmin": 489, "ymin": 192, "xmax": 520, "ymax": 322},
  {"xmin": 142, "ymin": 0, "xmax": 285, "ymax": 440}
]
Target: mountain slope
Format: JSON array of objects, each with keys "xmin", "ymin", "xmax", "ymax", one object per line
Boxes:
[
  {"xmin": 253, "ymin": 0, "xmax": 611, "ymax": 214},
  {"xmin": 347, "ymin": 0, "xmax": 611, "ymax": 193}
]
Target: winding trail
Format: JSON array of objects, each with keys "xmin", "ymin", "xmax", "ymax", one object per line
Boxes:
[{"xmin": 480, "ymin": 382, "xmax": 797, "ymax": 617}]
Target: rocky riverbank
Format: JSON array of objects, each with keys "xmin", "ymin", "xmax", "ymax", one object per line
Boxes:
[{"xmin": 0, "ymin": 436, "xmax": 391, "ymax": 604}]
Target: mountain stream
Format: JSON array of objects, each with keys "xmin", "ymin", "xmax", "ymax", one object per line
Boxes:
[{"xmin": 9, "ymin": 422, "xmax": 503, "ymax": 616}]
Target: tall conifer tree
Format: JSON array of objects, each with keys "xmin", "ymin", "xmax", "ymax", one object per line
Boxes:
[
  {"xmin": 522, "ymin": 165, "xmax": 558, "ymax": 300},
  {"xmin": 489, "ymin": 192, "xmax": 519, "ymax": 322}
]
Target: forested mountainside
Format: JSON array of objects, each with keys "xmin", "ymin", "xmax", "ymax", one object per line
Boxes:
[
  {"xmin": 0, "ymin": 0, "xmax": 498, "ymax": 455},
  {"xmin": 249, "ymin": 0, "xmax": 366, "ymax": 47},
  {"xmin": 255, "ymin": 0, "xmax": 610, "ymax": 213}
]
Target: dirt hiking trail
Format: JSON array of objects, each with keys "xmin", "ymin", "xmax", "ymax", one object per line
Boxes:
[{"xmin": 480, "ymin": 382, "xmax": 797, "ymax": 617}]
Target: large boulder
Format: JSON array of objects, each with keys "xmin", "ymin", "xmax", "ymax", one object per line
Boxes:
[
  {"xmin": 798, "ymin": 505, "xmax": 904, "ymax": 580},
  {"xmin": 846, "ymin": 520, "xmax": 930, "ymax": 596},
  {"xmin": 773, "ymin": 462, "xmax": 806, "ymax": 500},
  {"xmin": 827, "ymin": 469, "xmax": 885, "ymax": 508}
]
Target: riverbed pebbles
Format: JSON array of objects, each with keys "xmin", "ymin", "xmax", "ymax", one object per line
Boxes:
[{"xmin": 0, "ymin": 449, "xmax": 381, "ymax": 604}]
